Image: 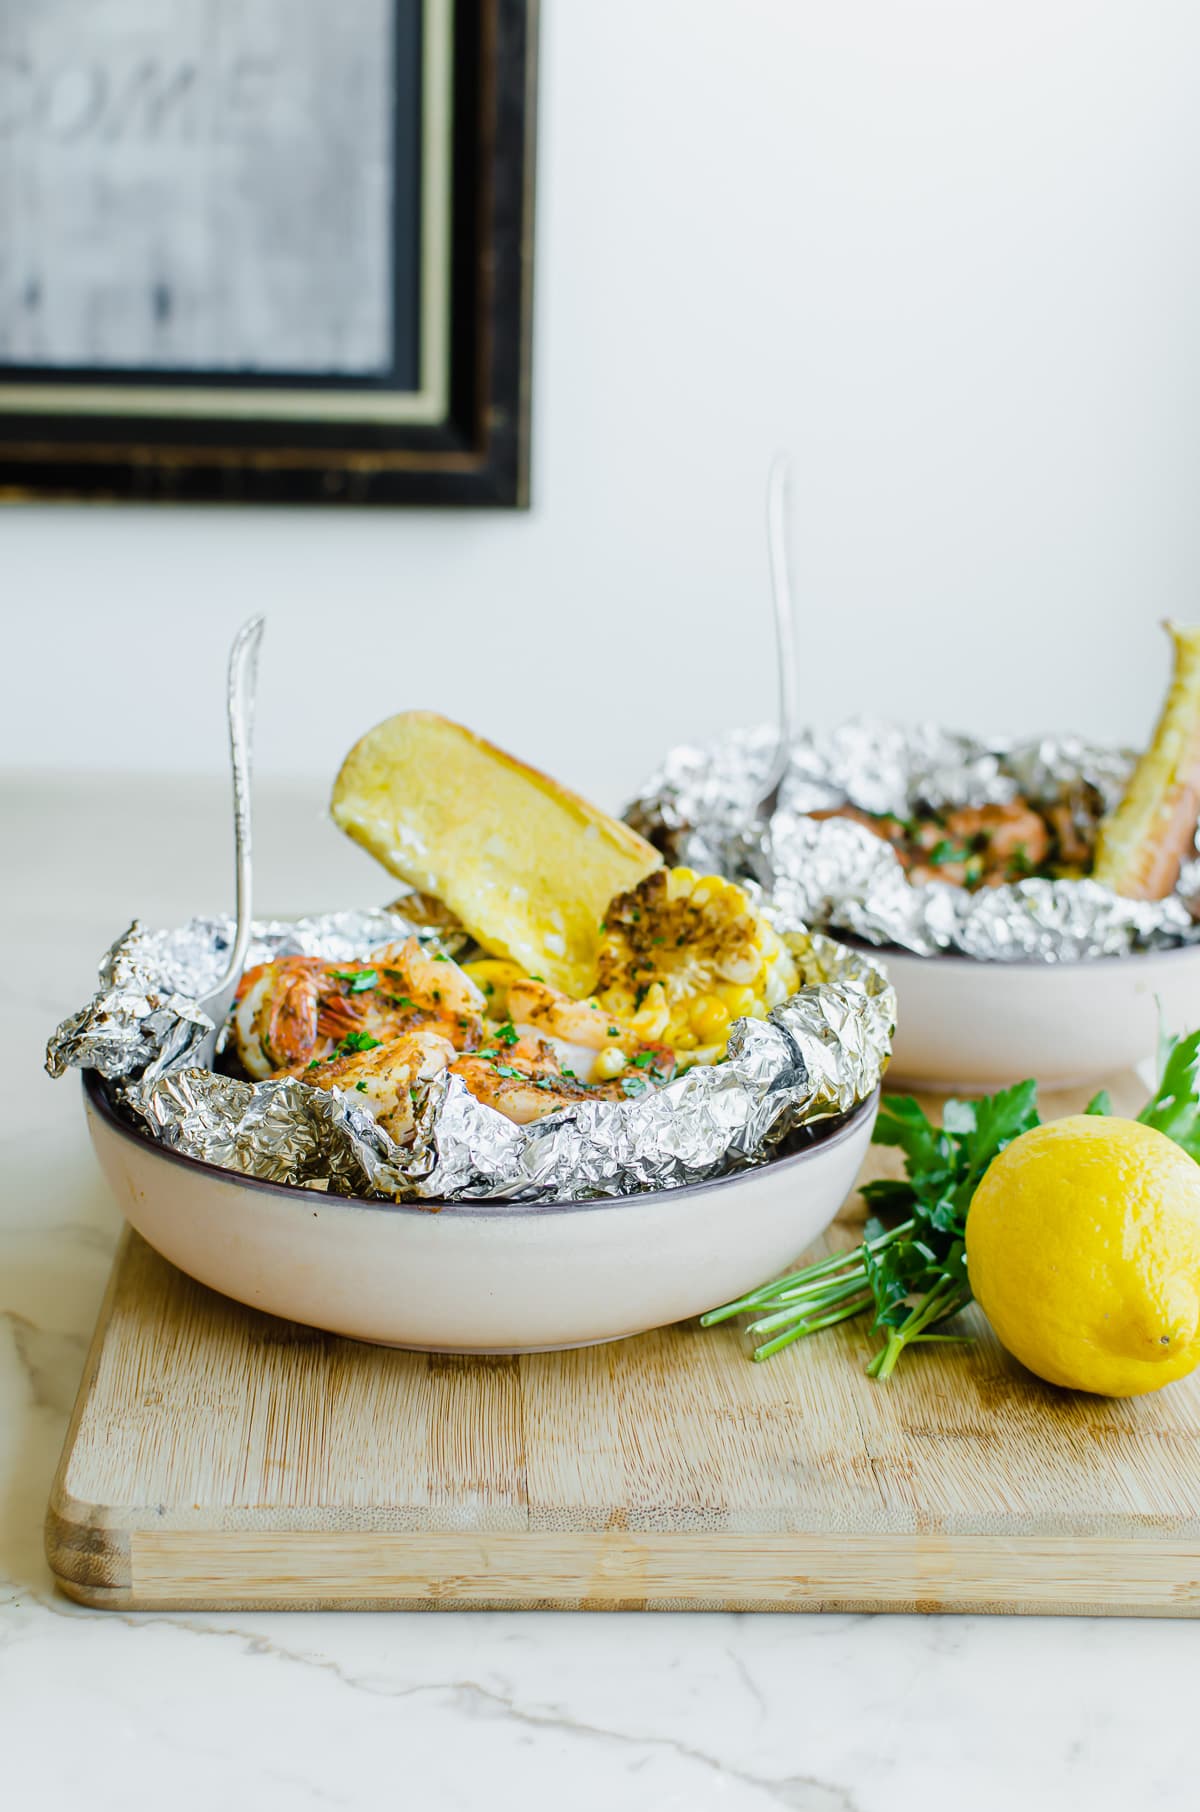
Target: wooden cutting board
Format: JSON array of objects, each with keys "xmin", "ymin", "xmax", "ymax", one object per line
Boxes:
[{"xmin": 47, "ymin": 1073, "xmax": 1200, "ymax": 1616}]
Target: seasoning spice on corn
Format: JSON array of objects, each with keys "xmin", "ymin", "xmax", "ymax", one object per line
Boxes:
[{"xmin": 595, "ymin": 867, "xmax": 799, "ymax": 1068}]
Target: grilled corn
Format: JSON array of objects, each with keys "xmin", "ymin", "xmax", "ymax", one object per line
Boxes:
[
  {"xmin": 595, "ymin": 867, "xmax": 798, "ymax": 1067},
  {"xmin": 1094, "ymin": 621, "xmax": 1200, "ymax": 900}
]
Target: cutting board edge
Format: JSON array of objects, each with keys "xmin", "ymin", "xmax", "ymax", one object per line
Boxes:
[{"xmin": 45, "ymin": 1523, "xmax": 1200, "ymax": 1617}]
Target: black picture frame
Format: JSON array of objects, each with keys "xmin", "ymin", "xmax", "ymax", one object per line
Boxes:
[{"xmin": 0, "ymin": 0, "xmax": 537, "ymax": 507}]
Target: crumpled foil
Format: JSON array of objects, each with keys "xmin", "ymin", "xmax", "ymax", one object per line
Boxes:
[
  {"xmin": 626, "ymin": 719, "xmax": 1200, "ymax": 962},
  {"xmin": 46, "ymin": 906, "xmax": 894, "ymax": 1205}
]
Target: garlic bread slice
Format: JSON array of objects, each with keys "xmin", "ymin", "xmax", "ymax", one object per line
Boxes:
[{"xmin": 331, "ymin": 712, "xmax": 662, "ymax": 996}]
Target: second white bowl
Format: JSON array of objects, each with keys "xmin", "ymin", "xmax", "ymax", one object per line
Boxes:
[{"xmin": 877, "ymin": 941, "xmax": 1200, "ymax": 1091}]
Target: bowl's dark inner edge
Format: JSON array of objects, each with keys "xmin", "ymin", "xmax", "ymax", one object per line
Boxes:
[{"xmin": 83, "ymin": 1067, "xmax": 880, "ymax": 1220}]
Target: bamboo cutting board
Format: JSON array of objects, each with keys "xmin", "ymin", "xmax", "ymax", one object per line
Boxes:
[{"xmin": 47, "ymin": 1073, "xmax": 1200, "ymax": 1616}]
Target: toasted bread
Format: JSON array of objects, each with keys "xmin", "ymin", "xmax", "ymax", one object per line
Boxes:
[{"xmin": 331, "ymin": 713, "xmax": 662, "ymax": 995}]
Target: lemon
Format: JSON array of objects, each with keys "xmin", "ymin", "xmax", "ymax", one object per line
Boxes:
[{"xmin": 965, "ymin": 1115, "xmax": 1200, "ymax": 1397}]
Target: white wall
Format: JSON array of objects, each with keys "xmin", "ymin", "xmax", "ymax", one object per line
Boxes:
[{"xmin": 6, "ymin": 0, "xmax": 1200, "ymax": 813}]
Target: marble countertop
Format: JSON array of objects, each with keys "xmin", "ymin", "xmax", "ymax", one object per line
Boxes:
[{"xmin": 4, "ymin": 774, "xmax": 1194, "ymax": 1812}]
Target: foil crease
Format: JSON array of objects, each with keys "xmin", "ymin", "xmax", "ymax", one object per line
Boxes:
[
  {"xmin": 627, "ymin": 719, "xmax": 1200, "ymax": 961},
  {"xmin": 47, "ymin": 910, "xmax": 894, "ymax": 1205}
]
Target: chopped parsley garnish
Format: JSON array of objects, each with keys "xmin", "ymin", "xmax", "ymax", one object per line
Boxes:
[
  {"xmin": 385, "ymin": 993, "xmax": 415, "ymax": 1009},
  {"xmin": 620, "ymin": 1076, "xmax": 649, "ymax": 1097},
  {"xmin": 928, "ymin": 840, "xmax": 968, "ymax": 867},
  {"xmin": 434, "ymin": 953, "xmax": 449, "ymax": 962},
  {"xmin": 331, "ymin": 967, "xmax": 377, "ymax": 994},
  {"xmin": 482, "ymin": 981, "xmax": 495, "ymax": 997},
  {"xmin": 307, "ymin": 1058, "xmax": 323, "ymax": 1071},
  {"xmin": 651, "ymin": 937, "xmax": 665, "ymax": 947},
  {"xmin": 495, "ymin": 1020, "xmax": 520, "ymax": 1047},
  {"xmin": 561, "ymin": 1068, "xmax": 576, "ymax": 1079},
  {"xmin": 336, "ymin": 1030, "xmax": 382, "ymax": 1055},
  {"xmin": 607, "ymin": 1027, "xmax": 620, "ymax": 1037},
  {"xmin": 355, "ymin": 1080, "xmax": 368, "ymax": 1092},
  {"xmin": 629, "ymin": 1051, "xmax": 657, "ymax": 1069},
  {"xmin": 529, "ymin": 974, "xmax": 544, "ymax": 982}
]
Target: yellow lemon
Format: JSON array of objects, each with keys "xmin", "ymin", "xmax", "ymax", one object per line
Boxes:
[{"xmin": 965, "ymin": 1115, "xmax": 1200, "ymax": 1397}]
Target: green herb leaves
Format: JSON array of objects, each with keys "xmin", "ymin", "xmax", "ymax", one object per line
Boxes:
[
  {"xmin": 336, "ymin": 1030, "xmax": 381, "ymax": 1056},
  {"xmin": 703, "ymin": 1076, "xmax": 1045, "ymax": 1378},
  {"xmin": 331, "ymin": 968, "xmax": 378, "ymax": 994},
  {"xmin": 1136, "ymin": 1028, "xmax": 1200, "ymax": 1161},
  {"xmin": 853, "ymin": 1080, "xmax": 1037, "ymax": 1374},
  {"xmin": 928, "ymin": 839, "xmax": 969, "ymax": 868}
]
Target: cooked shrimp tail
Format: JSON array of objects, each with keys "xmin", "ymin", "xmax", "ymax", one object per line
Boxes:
[{"xmin": 232, "ymin": 938, "xmax": 484, "ymax": 1080}]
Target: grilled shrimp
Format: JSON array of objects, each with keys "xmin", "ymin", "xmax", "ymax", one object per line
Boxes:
[
  {"xmin": 450, "ymin": 1034, "xmax": 673, "ymax": 1126},
  {"xmin": 504, "ymin": 977, "xmax": 673, "ymax": 1082},
  {"xmin": 233, "ymin": 936, "xmax": 484, "ymax": 1079},
  {"xmin": 943, "ymin": 803, "xmax": 1051, "ymax": 870},
  {"xmin": 306, "ymin": 1028, "xmax": 456, "ymax": 1142},
  {"xmin": 816, "ymin": 798, "xmax": 1059, "ymax": 889}
]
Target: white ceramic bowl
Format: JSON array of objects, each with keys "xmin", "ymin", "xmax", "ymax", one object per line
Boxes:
[
  {"xmin": 876, "ymin": 940, "xmax": 1200, "ymax": 1092},
  {"xmin": 83, "ymin": 1071, "xmax": 879, "ymax": 1352}
]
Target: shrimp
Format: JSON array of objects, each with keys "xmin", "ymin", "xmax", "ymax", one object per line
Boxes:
[
  {"xmin": 233, "ymin": 936, "xmax": 484, "ymax": 1079},
  {"xmin": 504, "ymin": 977, "xmax": 672, "ymax": 1082},
  {"xmin": 943, "ymin": 803, "xmax": 1051, "ymax": 873},
  {"xmin": 307, "ymin": 1028, "xmax": 456, "ymax": 1142},
  {"xmin": 450, "ymin": 1037, "xmax": 674, "ymax": 1126},
  {"xmin": 817, "ymin": 799, "xmax": 1057, "ymax": 889}
]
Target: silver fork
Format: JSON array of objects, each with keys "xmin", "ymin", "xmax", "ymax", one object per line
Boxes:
[
  {"xmin": 755, "ymin": 452, "xmax": 798, "ymax": 823},
  {"xmin": 194, "ymin": 616, "xmax": 265, "ymax": 1069}
]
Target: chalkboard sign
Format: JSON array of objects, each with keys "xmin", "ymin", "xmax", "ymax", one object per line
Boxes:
[{"xmin": 0, "ymin": 0, "xmax": 537, "ymax": 505}]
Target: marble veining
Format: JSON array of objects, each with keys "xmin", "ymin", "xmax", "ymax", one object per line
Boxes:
[{"xmin": 3, "ymin": 776, "xmax": 1195, "ymax": 1811}]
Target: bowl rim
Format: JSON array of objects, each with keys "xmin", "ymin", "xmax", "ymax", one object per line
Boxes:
[
  {"xmin": 836, "ymin": 930, "xmax": 1200, "ymax": 972},
  {"xmin": 82, "ymin": 1067, "xmax": 880, "ymax": 1221}
]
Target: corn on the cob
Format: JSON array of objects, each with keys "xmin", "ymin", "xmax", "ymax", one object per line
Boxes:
[
  {"xmin": 595, "ymin": 867, "xmax": 798, "ymax": 1068},
  {"xmin": 1093, "ymin": 621, "xmax": 1200, "ymax": 900}
]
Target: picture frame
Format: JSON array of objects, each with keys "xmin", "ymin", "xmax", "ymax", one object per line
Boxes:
[{"xmin": 0, "ymin": 0, "xmax": 537, "ymax": 506}]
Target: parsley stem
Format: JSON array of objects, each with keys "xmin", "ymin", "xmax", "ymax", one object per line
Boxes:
[
  {"xmin": 750, "ymin": 1292, "xmax": 875, "ymax": 1361},
  {"xmin": 867, "ymin": 1278, "xmax": 971, "ymax": 1381},
  {"xmin": 746, "ymin": 1274, "xmax": 874, "ymax": 1336},
  {"xmin": 699, "ymin": 1220, "xmax": 914, "ymax": 1327}
]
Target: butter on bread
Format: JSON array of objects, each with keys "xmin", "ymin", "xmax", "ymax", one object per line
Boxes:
[{"xmin": 331, "ymin": 712, "xmax": 662, "ymax": 996}]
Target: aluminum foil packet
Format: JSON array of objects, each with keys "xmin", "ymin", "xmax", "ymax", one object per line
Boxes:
[
  {"xmin": 627, "ymin": 719, "xmax": 1200, "ymax": 962},
  {"xmin": 46, "ymin": 904, "xmax": 894, "ymax": 1205}
]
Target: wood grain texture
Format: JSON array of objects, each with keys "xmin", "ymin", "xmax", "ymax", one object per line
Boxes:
[{"xmin": 48, "ymin": 1071, "xmax": 1200, "ymax": 1615}]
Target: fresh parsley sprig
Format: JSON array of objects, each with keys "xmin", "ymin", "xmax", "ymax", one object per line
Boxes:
[{"xmin": 702, "ymin": 1030, "xmax": 1200, "ymax": 1380}]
